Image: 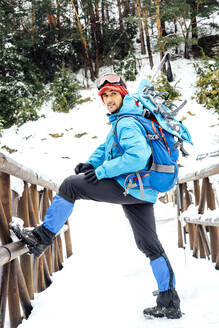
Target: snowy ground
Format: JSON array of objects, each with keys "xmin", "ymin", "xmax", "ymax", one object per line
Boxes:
[
  {"xmin": 11, "ymin": 201, "xmax": 219, "ymax": 328},
  {"xmin": 1, "ymin": 56, "xmax": 219, "ymax": 327}
]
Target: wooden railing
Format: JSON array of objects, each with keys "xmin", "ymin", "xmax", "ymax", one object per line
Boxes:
[
  {"xmin": 176, "ymin": 162, "xmax": 219, "ymax": 269},
  {"xmin": 0, "ymin": 152, "xmax": 73, "ymax": 328}
]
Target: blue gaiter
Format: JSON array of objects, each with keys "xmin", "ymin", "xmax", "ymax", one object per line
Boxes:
[
  {"xmin": 150, "ymin": 255, "xmax": 176, "ymax": 292},
  {"xmin": 43, "ymin": 195, "xmax": 74, "ymax": 234}
]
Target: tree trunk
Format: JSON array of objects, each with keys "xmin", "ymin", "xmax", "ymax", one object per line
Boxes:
[
  {"xmin": 174, "ymin": 16, "xmax": 178, "ymax": 54},
  {"xmin": 90, "ymin": 4, "xmax": 99, "ymax": 77},
  {"xmin": 70, "ymin": 0, "xmax": 95, "ymax": 81},
  {"xmin": 137, "ymin": 0, "xmax": 146, "ymax": 55},
  {"xmin": 56, "ymin": 0, "xmax": 61, "ymax": 41},
  {"xmin": 31, "ymin": 1, "xmax": 35, "ymax": 41},
  {"xmin": 155, "ymin": 0, "xmax": 165, "ymax": 73},
  {"xmin": 184, "ymin": 33, "xmax": 190, "ymax": 59},
  {"xmin": 190, "ymin": 0, "xmax": 198, "ymax": 55},
  {"xmin": 117, "ymin": 0, "xmax": 124, "ymax": 35},
  {"xmin": 142, "ymin": 4, "xmax": 153, "ymax": 69}
]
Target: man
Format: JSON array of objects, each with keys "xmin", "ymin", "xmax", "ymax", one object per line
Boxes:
[{"xmin": 11, "ymin": 73, "xmax": 182, "ymax": 319}]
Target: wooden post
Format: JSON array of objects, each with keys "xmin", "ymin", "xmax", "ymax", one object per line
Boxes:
[
  {"xmin": 0, "ymin": 263, "xmax": 10, "ymax": 328},
  {"xmin": 57, "ymin": 235, "xmax": 64, "ymax": 263},
  {"xmin": 15, "ymin": 258, "xmax": 33, "ymax": 318},
  {"xmin": 28, "ymin": 187, "xmax": 38, "ymax": 227},
  {"xmin": 45, "ymin": 247, "xmax": 53, "ymax": 275},
  {"xmin": 198, "ymin": 178, "xmax": 207, "ymax": 214},
  {"xmin": 64, "ymin": 220, "xmax": 73, "ymax": 258},
  {"xmin": 216, "ymin": 254, "xmax": 219, "ymax": 270},
  {"xmin": 194, "ymin": 180, "xmax": 200, "ymax": 206},
  {"xmin": 0, "ymin": 172, "xmax": 12, "ymax": 223},
  {"xmin": 48, "ymin": 189, "xmax": 53, "ymax": 203},
  {"xmin": 209, "ymin": 227, "xmax": 219, "ymax": 263},
  {"xmin": 184, "ymin": 183, "xmax": 195, "ymax": 250},
  {"xmin": 30, "ymin": 184, "xmax": 40, "ymax": 224},
  {"xmin": 12, "ymin": 191, "xmax": 20, "ymax": 217},
  {"xmin": 193, "ymin": 225, "xmax": 199, "ymax": 258},
  {"xmin": 18, "ymin": 183, "xmax": 34, "ymax": 300},
  {"xmin": 199, "ymin": 225, "xmax": 211, "ymax": 259},
  {"xmin": 0, "ymin": 199, "xmax": 11, "ymax": 244},
  {"xmin": 18, "ymin": 182, "xmax": 30, "ymax": 227},
  {"xmin": 8, "ymin": 260, "xmax": 22, "ymax": 328},
  {"xmin": 37, "ymin": 256, "xmax": 46, "ymax": 292},
  {"xmin": 197, "ymin": 225, "xmax": 207, "ymax": 259},
  {"xmin": 43, "ymin": 257, "xmax": 52, "ymax": 288},
  {"xmin": 206, "ymin": 177, "xmax": 219, "ymax": 263}
]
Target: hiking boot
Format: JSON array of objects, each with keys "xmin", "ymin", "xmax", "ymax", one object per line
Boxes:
[
  {"xmin": 143, "ymin": 289, "xmax": 182, "ymax": 319},
  {"xmin": 10, "ymin": 223, "xmax": 55, "ymax": 258},
  {"xmin": 143, "ymin": 305, "xmax": 182, "ymax": 319}
]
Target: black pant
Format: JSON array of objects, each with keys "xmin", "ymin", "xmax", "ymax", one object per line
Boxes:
[{"xmin": 58, "ymin": 174, "xmax": 164, "ymax": 260}]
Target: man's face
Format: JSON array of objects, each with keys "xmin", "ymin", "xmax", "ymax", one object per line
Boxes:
[{"xmin": 102, "ymin": 89, "xmax": 123, "ymax": 114}]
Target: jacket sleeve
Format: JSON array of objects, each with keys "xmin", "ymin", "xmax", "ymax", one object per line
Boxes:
[
  {"xmin": 95, "ymin": 118, "xmax": 151, "ymax": 180},
  {"xmin": 86, "ymin": 143, "xmax": 105, "ymax": 169}
]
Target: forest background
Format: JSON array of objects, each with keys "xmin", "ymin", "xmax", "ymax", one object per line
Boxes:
[{"xmin": 0, "ymin": 0, "xmax": 219, "ymax": 131}]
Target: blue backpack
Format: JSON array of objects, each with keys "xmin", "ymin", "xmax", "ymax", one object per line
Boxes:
[{"xmin": 113, "ymin": 79, "xmax": 193, "ymax": 196}]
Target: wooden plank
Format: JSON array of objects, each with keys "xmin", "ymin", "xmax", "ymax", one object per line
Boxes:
[
  {"xmin": 20, "ymin": 255, "xmax": 34, "ymax": 300},
  {"xmin": 18, "ymin": 184, "xmax": 34, "ymax": 299},
  {"xmin": 178, "ymin": 162, "xmax": 219, "ymax": 183},
  {"xmin": 45, "ymin": 247, "xmax": 53, "ymax": 275},
  {"xmin": 209, "ymin": 227, "xmax": 219, "ymax": 263},
  {"xmin": 188, "ymin": 223, "xmax": 196, "ymax": 250},
  {"xmin": 206, "ymin": 177, "xmax": 216, "ymax": 211},
  {"xmin": 197, "ymin": 225, "xmax": 206, "ymax": 259},
  {"xmin": 37, "ymin": 256, "xmax": 46, "ymax": 293},
  {"xmin": 43, "ymin": 257, "xmax": 52, "ymax": 288},
  {"xmin": 16, "ymin": 258, "xmax": 33, "ymax": 318},
  {"xmin": 0, "ymin": 199, "xmax": 11, "ymax": 244},
  {"xmin": 0, "ymin": 263, "xmax": 10, "ymax": 328},
  {"xmin": 0, "ymin": 172, "xmax": 12, "ymax": 223},
  {"xmin": 18, "ymin": 182, "xmax": 30, "ymax": 227},
  {"xmin": 198, "ymin": 178, "xmax": 207, "ymax": 215},
  {"xmin": 193, "ymin": 225, "xmax": 199, "ymax": 258},
  {"xmin": 216, "ymin": 253, "xmax": 219, "ymax": 270},
  {"xmin": 194, "ymin": 180, "xmax": 200, "ymax": 206},
  {"xmin": 30, "ymin": 185, "xmax": 40, "ymax": 224},
  {"xmin": 57, "ymin": 235, "xmax": 64, "ymax": 263},
  {"xmin": 28, "ymin": 187, "xmax": 38, "ymax": 227},
  {"xmin": 8, "ymin": 260, "xmax": 22, "ymax": 328},
  {"xmin": 0, "ymin": 152, "xmax": 58, "ymax": 192},
  {"xmin": 64, "ymin": 220, "xmax": 73, "ymax": 258}
]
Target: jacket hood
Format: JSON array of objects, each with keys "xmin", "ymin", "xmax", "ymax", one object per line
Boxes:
[{"xmin": 108, "ymin": 94, "xmax": 144, "ymax": 123}]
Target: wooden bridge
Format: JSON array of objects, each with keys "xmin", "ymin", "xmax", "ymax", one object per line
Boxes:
[
  {"xmin": 0, "ymin": 152, "xmax": 218, "ymax": 328},
  {"xmin": 0, "ymin": 153, "xmax": 72, "ymax": 328},
  {"xmin": 177, "ymin": 162, "xmax": 219, "ymax": 269}
]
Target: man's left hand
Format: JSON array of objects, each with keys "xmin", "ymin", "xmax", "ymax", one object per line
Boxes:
[{"xmin": 84, "ymin": 169, "xmax": 98, "ymax": 184}]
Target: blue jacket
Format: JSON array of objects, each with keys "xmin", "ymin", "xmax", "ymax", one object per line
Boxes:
[{"xmin": 87, "ymin": 94, "xmax": 158, "ymax": 203}]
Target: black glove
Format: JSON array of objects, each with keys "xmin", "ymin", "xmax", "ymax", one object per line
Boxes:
[
  {"xmin": 75, "ymin": 163, "xmax": 93, "ymax": 175},
  {"xmin": 84, "ymin": 169, "xmax": 98, "ymax": 184}
]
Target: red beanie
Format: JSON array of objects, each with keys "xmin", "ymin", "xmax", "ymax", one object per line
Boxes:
[{"xmin": 98, "ymin": 83, "xmax": 129, "ymax": 102}]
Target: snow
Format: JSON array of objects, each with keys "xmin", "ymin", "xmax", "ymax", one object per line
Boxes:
[{"xmin": 1, "ymin": 55, "xmax": 219, "ymax": 327}]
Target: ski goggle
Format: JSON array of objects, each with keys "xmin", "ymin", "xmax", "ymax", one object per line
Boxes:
[{"xmin": 97, "ymin": 74, "xmax": 127, "ymax": 90}]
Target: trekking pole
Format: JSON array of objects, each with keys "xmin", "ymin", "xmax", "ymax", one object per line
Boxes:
[{"xmin": 150, "ymin": 52, "xmax": 170, "ymax": 84}]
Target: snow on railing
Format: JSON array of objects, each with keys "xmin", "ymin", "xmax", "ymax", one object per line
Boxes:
[
  {"xmin": 0, "ymin": 152, "xmax": 73, "ymax": 328},
  {"xmin": 176, "ymin": 162, "xmax": 219, "ymax": 270}
]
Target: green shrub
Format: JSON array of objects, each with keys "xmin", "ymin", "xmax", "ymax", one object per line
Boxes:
[
  {"xmin": 154, "ymin": 73, "xmax": 182, "ymax": 105},
  {"xmin": 113, "ymin": 48, "xmax": 138, "ymax": 81},
  {"xmin": 194, "ymin": 58, "xmax": 219, "ymax": 114},
  {"xmin": 51, "ymin": 64, "xmax": 81, "ymax": 113},
  {"xmin": 0, "ymin": 79, "xmax": 44, "ymax": 128}
]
